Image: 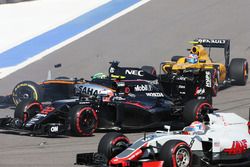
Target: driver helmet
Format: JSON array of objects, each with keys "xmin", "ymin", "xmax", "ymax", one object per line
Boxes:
[
  {"xmin": 186, "ymin": 53, "xmax": 198, "ymax": 64},
  {"xmin": 92, "ymin": 73, "xmax": 107, "ymax": 79},
  {"xmin": 99, "ymin": 89, "xmax": 114, "ymax": 102},
  {"xmin": 182, "ymin": 121, "xmax": 206, "ymax": 135}
]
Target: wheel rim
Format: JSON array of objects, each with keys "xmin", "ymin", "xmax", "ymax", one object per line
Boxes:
[
  {"xmin": 175, "ymin": 147, "xmax": 190, "ymax": 167},
  {"xmin": 77, "ymin": 107, "xmax": 97, "ymax": 135},
  {"xmin": 13, "ymin": 85, "xmax": 38, "ymax": 104}
]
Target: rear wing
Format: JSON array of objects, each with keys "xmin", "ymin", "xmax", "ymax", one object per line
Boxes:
[
  {"xmin": 196, "ymin": 38, "xmax": 230, "ymax": 48},
  {"xmin": 195, "ymin": 38, "xmax": 230, "ymax": 67}
]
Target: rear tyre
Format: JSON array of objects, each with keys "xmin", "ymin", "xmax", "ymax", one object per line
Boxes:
[
  {"xmin": 98, "ymin": 132, "xmax": 130, "ymax": 161},
  {"xmin": 141, "ymin": 65, "xmax": 157, "ymax": 77},
  {"xmin": 183, "ymin": 99, "xmax": 212, "ymax": 125},
  {"xmin": 229, "ymin": 58, "xmax": 248, "ymax": 85},
  {"xmin": 159, "ymin": 140, "xmax": 192, "ymax": 167},
  {"xmin": 69, "ymin": 105, "xmax": 98, "ymax": 136},
  {"xmin": 12, "ymin": 81, "xmax": 43, "ymax": 106},
  {"xmin": 14, "ymin": 100, "xmax": 42, "ymax": 122}
]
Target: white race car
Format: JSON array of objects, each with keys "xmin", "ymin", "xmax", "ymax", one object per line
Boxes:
[{"xmin": 76, "ymin": 111, "xmax": 250, "ymax": 167}]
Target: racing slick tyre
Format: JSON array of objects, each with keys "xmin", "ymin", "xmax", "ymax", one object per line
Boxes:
[
  {"xmin": 12, "ymin": 81, "xmax": 43, "ymax": 106},
  {"xmin": 98, "ymin": 132, "xmax": 130, "ymax": 161},
  {"xmin": 183, "ymin": 99, "xmax": 212, "ymax": 125},
  {"xmin": 159, "ymin": 140, "xmax": 192, "ymax": 167},
  {"xmin": 229, "ymin": 58, "xmax": 248, "ymax": 85},
  {"xmin": 69, "ymin": 105, "xmax": 98, "ymax": 136},
  {"xmin": 14, "ymin": 100, "xmax": 43, "ymax": 123},
  {"xmin": 141, "ymin": 65, "xmax": 157, "ymax": 77},
  {"xmin": 171, "ymin": 56, "xmax": 184, "ymax": 62}
]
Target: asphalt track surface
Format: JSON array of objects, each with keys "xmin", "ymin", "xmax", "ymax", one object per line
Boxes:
[{"xmin": 1, "ymin": 0, "xmax": 250, "ymax": 166}]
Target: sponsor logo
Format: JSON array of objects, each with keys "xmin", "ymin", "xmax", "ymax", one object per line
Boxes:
[
  {"xmin": 145, "ymin": 92, "xmax": 164, "ymax": 97},
  {"xmin": 198, "ymin": 39, "xmax": 226, "ymax": 44},
  {"xmin": 196, "ymin": 88, "xmax": 205, "ymax": 95},
  {"xmin": 176, "ymin": 76, "xmax": 186, "ymax": 81},
  {"xmin": 224, "ymin": 139, "xmax": 247, "ymax": 155},
  {"xmin": 79, "ymin": 101, "xmax": 91, "ymax": 105},
  {"xmin": 178, "ymin": 85, "xmax": 185, "ymax": 89},
  {"xmin": 205, "ymin": 71, "xmax": 212, "ymax": 87},
  {"xmin": 147, "ymin": 79, "xmax": 158, "ymax": 85},
  {"xmin": 78, "ymin": 86, "xmax": 99, "ymax": 96},
  {"xmin": 50, "ymin": 126, "xmax": 59, "ymax": 132},
  {"xmin": 134, "ymin": 84, "xmax": 152, "ymax": 91},
  {"xmin": 125, "ymin": 69, "xmax": 144, "ymax": 76}
]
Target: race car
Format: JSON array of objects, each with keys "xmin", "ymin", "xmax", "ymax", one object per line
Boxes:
[
  {"xmin": 2, "ymin": 61, "xmax": 157, "ymax": 106},
  {"xmin": 76, "ymin": 111, "xmax": 250, "ymax": 167},
  {"xmin": 0, "ymin": 77, "xmax": 211, "ymax": 136},
  {"xmin": 159, "ymin": 38, "xmax": 248, "ymax": 104}
]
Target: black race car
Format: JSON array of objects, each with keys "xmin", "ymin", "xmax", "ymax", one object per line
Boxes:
[
  {"xmin": 0, "ymin": 62, "xmax": 157, "ymax": 106},
  {"xmin": 0, "ymin": 77, "xmax": 211, "ymax": 136}
]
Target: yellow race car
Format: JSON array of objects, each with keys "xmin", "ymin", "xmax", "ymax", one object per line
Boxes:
[{"xmin": 159, "ymin": 38, "xmax": 248, "ymax": 104}]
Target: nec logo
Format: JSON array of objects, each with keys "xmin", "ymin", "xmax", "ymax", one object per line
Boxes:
[{"xmin": 125, "ymin": 70, "xmax": 144, "ymax": 76}]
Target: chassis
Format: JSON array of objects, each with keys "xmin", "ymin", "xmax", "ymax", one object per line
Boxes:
[{"xmin": 0, "ymin": 77, "xmax": 211, "ymax": 136}]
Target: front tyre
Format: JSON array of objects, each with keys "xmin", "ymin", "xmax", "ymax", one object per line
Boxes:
[
  {"xmin": 229, "ymin": 58, "xmax": 248, "ymax": 85},
  {"xmin": 98, "ymin": 132, "xmax": 130, "ymax": 161},
  {"xmin": 69, "ymin": 105, "xmax": 98, "ymax": 136},
  {"xmin": 183, "ymin": 99, "xmax": 212, "ymax": 125},
  {"xmin": 12, "ymin": 81, "xmax": 43, "ymax": 106},
  {"xmin": 159, "ymin": 140, "xmax": 192, "ymax": 167},
  {"xmin": 14, "ymin": 100, "xmax": 43, "ymax": 122}
]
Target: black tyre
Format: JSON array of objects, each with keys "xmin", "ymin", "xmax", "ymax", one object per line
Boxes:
[
  {"xmin": 171, "ymin": 56, "xmax": 184, "ymax": 62},
  {"xmin": 69, "ymin": 105, "xmax": 98, "ymax": 136},
  {"xmin": 141, "ymin": 65, "xmax": 157, "ymax": 77},
  {"xmin": 14, "ymin": 100, "xmax": 43, "ymax": 122},
  {"xmin": 183, "ymin": 99, "xmax": 212, "ymax": 125},
  {"xmin": 159, "ymin": 140, "xmax": 192, "ymax": 167},
  {"xmin": 98, "ymin": 132, "xmax": 130, "ymax": 161},
  {"xmin": 229, "ymin": 58, "xmax": 248, "ymax": 85},
  {"xmin": 12, "ymin": 81, "xmax": 43, "ymax": 106}
]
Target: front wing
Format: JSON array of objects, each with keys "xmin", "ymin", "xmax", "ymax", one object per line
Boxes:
[{"xmin": 0, "ymin": 117, "xmax": 66, "ymax": 136}]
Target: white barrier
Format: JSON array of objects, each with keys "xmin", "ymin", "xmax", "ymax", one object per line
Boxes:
[{"xmin": 0, "ymin": 0, "xmax": 28, "ymax": 4}]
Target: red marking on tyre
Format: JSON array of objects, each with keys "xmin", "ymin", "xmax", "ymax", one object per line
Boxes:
[
  {"xmin": 76, "ymin": 107, "xmax": 97, "ymax": 136},
  {"xmin": 111, "ymin": 136, "xmax": 130, "ymax": 145},
  {"xmin": 24, "ymin": 102, "xmax": 43, "ymax": 121},
  {"xmin": 27, "ymin": 102, "xmax": 43, "ymax": 112},
  {"xmin": 195, "ymin": 102, "xmax": 212, "ymax": 120}
]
